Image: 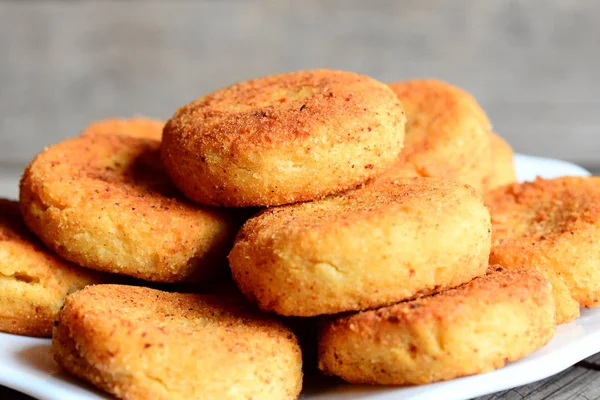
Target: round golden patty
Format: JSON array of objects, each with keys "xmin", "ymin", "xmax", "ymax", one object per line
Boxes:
[
  {"xmin": 484, "ymin": 132, "xmax": 517, "ymax": 191},
  {"xmin": 162, "ymin": 69, "xmax": 406, "ymax": 207},
  {"xmin": 80, "ymin": 117, "xmax": 164, "ymax": 140},
  {"xmin": 52, "ymin": 285, "xmax": 303, "ymax": 400},
  {"xmin": 377, "ymin": 79, "xmax": 493, "ymax": 191},
  {"xmin": 0, "ymin": 199, "xmax": 103, "ymax": 337},
  {"xmin": 318, "ymin": 266, "xmax": 555, "ymax": 385},
  {"xmin": 20, "ymin": 134, "xmax": 238, "ymax": 283},
  {"xmin": 487, "ymin": 177, "xmax": 600, "ymax": 324},
  {"xmin": 229, "ymin": 177, "xmax": 491, "ymax": 316}
]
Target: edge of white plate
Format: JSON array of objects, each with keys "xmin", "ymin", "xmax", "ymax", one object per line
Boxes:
[{"xmin": 514, "ymin": 153, "xmax": 591, "ymax": 181}]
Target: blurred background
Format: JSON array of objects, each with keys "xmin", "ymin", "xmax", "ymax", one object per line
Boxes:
[{"xmin": 1, "ymin": 0, "xmax": 598, "ymax": 176}]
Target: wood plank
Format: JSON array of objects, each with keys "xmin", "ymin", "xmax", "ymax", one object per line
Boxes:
[{"xmin": 477, "ymin": 353, "xmax": 600, "ymax": 400}]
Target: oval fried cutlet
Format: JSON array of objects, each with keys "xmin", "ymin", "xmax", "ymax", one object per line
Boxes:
[
  {"xmin": 80, "ymin": 117, "xmax": 164, "ymax": 140},
  {"xmin": 484, "ymin": 132, "xmax": 517, "ymax": 191},
  {"xmin": 162, "ymin": 69, "xmax": 406, "ymax": 207},
  {"xmin": 229, "ymin": 177, "xmax": 491, "ymax": 316},
  {"xmin": 487, "ymin": 176, "xmax": 600, "ymax": 323},
  {"xmin": 52, "ymin": 285, "xmax": 303, "ymax": 400},
  {"xmin": 20, "ymin": 134, "xmax": 238, "ymax": 283},
  {"xmin": 376, "ymin": 80, "xmax": 493, "ymax": 192},
  {"xmin": 318, "ymin": 266, "xmax": 556, "ymax": 385},
  {"xmin": 0, "ymin": 199, "xmax": 103, "ymax": 337}
]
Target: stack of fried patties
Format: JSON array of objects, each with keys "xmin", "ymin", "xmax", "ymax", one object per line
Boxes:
[
  {"xmin": 7, "ymin": 117, "xmax": 301, "ymax": 399},
  {"xmin": 2, "ymin": 69, "xmax": 599, "ymax": 400}
]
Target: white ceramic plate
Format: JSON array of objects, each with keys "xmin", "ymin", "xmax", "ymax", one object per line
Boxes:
[{"xmin": 0, "ymin": 154, "xmax": 594, "ymax": 400}]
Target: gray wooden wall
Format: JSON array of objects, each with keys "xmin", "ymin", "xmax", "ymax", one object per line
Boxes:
[{"xmin": 1, "ymin": 0, "xmax": 599, "ymax": 174}]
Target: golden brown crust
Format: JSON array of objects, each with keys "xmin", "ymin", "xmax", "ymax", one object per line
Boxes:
[
  {"xmin": 80, "ymin": 117, "xmax": 164, "ymax": 140},
  {"xmin": 0, "ymin": 199, "xmax": 103, "ymax": 337},
  {"xmin": 229, "ymin": 177, "xmax": 491, "ymax": 316},
  {"xmin": 162, "ymin": 69, "xmax": 406, "ymax": 207},
  {"xmin": 484, "ymin": 132, "xmax": 517, "ymax": 191},
  {"xmin": 52, "ymin": 285, "xmax": 303, "ymax": 400},
  {"xmin": 20, "ymin": 134, "xmax": 238, "ymax": 283},
  {"xmin": 376, "ymin": 80, "xmax": 493, "ymax": 191},
  {"xmin": 487, "ymin": 177, "xmax": 600, "ymax": 323},
  {"xmin": 318, "ymin": 266, "xmax": 556, "ymax": 385}
]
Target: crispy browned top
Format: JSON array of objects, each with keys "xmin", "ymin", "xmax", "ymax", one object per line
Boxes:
[
  {"xmin": 22, "ymin": 134, "xmax": 227, "ymax": 221},
  {"xmin": 486, "ymin": 177, "xmax": 600, "ymax": 241},
  {"xmin": 236, "ymin": 177, "xmax": 480, "ymax": 240},
  {"xmin": 327, "ymin": 266, "xmax": 549, "ymax": 332},
  {"xmin": 389, "ymin": 79, "xmax": 491, "ymax": 154},
  {"xmin": 164, "ymin": 69, "xmax": 404, "ymax": 149},
  {"xmin": 80, "ymin": 117, "xmax": 164, "ymax": 140},
  {"xmin": 63, "ymin": 284, "xmax": 295, "ymax": 336}
]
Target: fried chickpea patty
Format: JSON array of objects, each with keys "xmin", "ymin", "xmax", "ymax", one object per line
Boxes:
[
  {"xmin": 52, "ymin": 285, "xmax": 302, "ymax": 400},
  {"xmin": 80, "ymin": 117, "xmax": 164, "ymax": 140},
  {"xmin": 162, "ymin": 69, "xmax": 406, "ymax": 207},
  {"xmin": 378, "ymin": 80, "xmax": 493, "ymax": 191},
  {"xmin": 0, "ymin": 199, "xmax": 103, "ymax": 337},
  {"xmin": 487, "ymin": 177, "xmax": 600, "ymax": 323},
  {"xmin": 20, "ymin": 134, "xmax": 237, "ymax": 283},
  {"xmin": 318, "ymin": 267, "xmax": 555, "ymax": 385},
  {"xmin": 484, "ymin": 132, "xmax": 517, "ymax": 191},
  {"xmin": 229, "ymin": 178, "xmax": 491, "ymax": 316}
]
